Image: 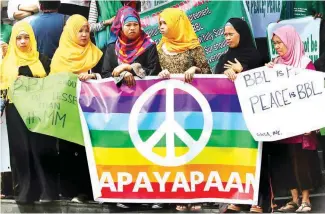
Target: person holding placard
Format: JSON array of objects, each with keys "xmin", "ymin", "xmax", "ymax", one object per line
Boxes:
[
  {"xmin": 215, "ymin": 18, "xmax": 268, "ymax": 213},
  {"xmin": 50, "ymin": 14, "xmax": 103, "ymax": 203},
  {"xmin": 156, "ymin": 7, "xmax": 211, "ymax": 212},
  {"xmin": 0, "ymin": 21, "xmax": 58, "ymax": 204},
  {"xmin": 265, "ymin": 25, "xmax": 322, "ymax": 213},
  {"xmin": 100, "ymin": 6, "xmax": 161, "ymax": 209},
  {"xmin": 214, "ymin": 18, "xmax": 263, "ymax": 81}
]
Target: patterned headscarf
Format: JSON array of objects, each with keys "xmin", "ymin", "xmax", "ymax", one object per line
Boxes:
[{"xmin": 109, "ymin": 6, "xmax": 154, "ymax": 64}]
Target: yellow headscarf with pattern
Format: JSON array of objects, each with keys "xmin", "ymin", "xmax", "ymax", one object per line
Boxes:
[
  {"xmin": 0, "ymin": 21, "xmax": 46, "ymax": 90},
  {"xmin": 50, "ymin": 15, "xmax": 103, "ymax": 74},
  {"xmin": 157, "ymin": 8, "xmax": 201, "ymax": 53}
]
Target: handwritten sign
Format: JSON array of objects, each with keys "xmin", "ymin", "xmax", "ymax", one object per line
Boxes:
[
  {"xmin": 267, "ymin": 16, "xmax": 321, "ymax": 62},
  {"xmin": 235, "ymin": 65, "xmax": 325, "ymax": 141},
  {"xmin": 9, "ymin": 73, "xmax": 84, "ymax": 145}
]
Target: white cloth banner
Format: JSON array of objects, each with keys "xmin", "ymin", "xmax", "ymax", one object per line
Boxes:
[
  {"xmin": 267, "ymin": 16, "xmax": 321, "ymax": 62},
  {"xmin": 0, "ymin": 113, "xmax": 11, "ymax": 172},
  {"xmin": 235, "ymin": 65, "xmax": 325, "ymax": 141},
  {"xmin": 245, "ymin": 0, "xmax": 282, "ymax": 38}
]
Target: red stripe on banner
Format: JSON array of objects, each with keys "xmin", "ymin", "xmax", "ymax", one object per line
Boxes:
[{"xmin": 100, "ymin": 182, "xmax": 254, "ymax": 200}]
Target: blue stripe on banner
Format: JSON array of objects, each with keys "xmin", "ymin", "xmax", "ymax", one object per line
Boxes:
[{"xmin": 83, "ymin": 112, "xmax": 248, "ymax": 131}]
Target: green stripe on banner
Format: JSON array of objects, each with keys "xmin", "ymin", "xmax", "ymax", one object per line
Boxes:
[{"xmin": 90, "ymin": 130, "xmax": 257, "ymax": 149}]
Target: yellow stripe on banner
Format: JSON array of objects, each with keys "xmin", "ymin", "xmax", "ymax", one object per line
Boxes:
[{"xmin": 93, "ymin": 147, "xmax": 257, "ymax": 167}]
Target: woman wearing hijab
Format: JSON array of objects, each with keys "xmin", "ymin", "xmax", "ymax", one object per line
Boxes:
[
  {"xmin": 265, "ymin": 25, "xmax": 321, "ymax": 213},
  {"xmin": 0, "ymin": 21, "xmax": 58, "ymax": 204},
  {"xmin": 157, "ymin": 8, "xmax": 210, "ymax": 83},
  {"xmin": 156, "ymin": 8, "xmax": 209, "ymax": 212},
  {"xmin": 216, "ymin": 18, "xmax": 266, "ymax": 213},
  {"xmin": 51, "ymin": 14, "xmax": 103, "ymax": 77},
  {"xmin": 214, "ymin": 18, "xmax": 262, "ymax": 79},
  {"xmin": 101, "ymin": 6, "xmax": 161, "ymax": 86},
  {"xmin": 100, "ymin": 6, "xmax": 161, "ymax": 209},
  {"xmin": 50, "ymin": 14, "xmax": 103, "ymax": 203}
]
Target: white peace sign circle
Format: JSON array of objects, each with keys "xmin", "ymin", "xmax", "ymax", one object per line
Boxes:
[{"xmin": 129, "ymin": 79, "xmax": 213, "ymax": 167}]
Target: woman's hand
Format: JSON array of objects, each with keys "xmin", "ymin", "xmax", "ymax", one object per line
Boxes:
[
  {"xmin": 104, "ymin": 16, "xmax": 116, "ymax": 26},
  {"xmin": 112, "ymin": 64, "xmax": 131, "ymax": 77},
  {"xmin": 158, "ymin": 69, "xmax": 170, "ymax": 79},
  {"xmin": 123, "ymin": 72, "xmax": 135, "ymax": 87},
  {"xmin": 224, "ymin": 68, "xmax": 237, "ymax": 82},
  {"xmin": 265, "ymin": 61, "xmax": 275, "ymax": 68},
  {"xmin": 224, "ymin": 58, "xmax": 243, "ymax": 73},
  {"xmin": 78, "ymin": 73, "xmax": 95, "ymax": 81},
  {"xmin": 1, "ymin": 42, "xmax": 8, "ymax": 58},
  {"xmin": 184, "ymin": 67, "xmax": 198, "ymax": 83},
  {"xmin": 314, "ymin": 13, "xmax": 323, "ymax": 19}
]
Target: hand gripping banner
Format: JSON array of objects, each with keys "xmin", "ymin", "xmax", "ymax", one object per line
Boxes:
[{"xmin": 78, "ymin": 75, "xmax": 262, "ymax": 204}]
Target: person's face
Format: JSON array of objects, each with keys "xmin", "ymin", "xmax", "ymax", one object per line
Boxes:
[
  {"xmin": 159, "ymin": 18, "xmax": 168, "ymax": 36},
  {"xmin": 122, "ymin": 21, "xmax": 140, "ymax": 40},
  {"xmin": 77, "ymin": 24, "xmax": 90, "ymax": 47},
  {"xmin": 224, "ymin": 25, "xmax": 240, "ymax": 48},
  {"xmin": 16, "ymin": 31, "xmax": 31, "ymax": 52},
  {"xmin": 272, "ymin": 35, "xmax": 288, "ymax": 57}
]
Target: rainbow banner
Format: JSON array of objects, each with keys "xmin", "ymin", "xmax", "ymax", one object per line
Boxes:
[{"xmin": 78, "ymin": 75, "xmax": 262, "ymax": 204}]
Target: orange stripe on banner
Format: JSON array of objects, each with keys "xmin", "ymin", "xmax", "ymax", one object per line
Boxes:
[{"xmin": 96, "ymin": 164, "xmax": 256, "ymax": 183}]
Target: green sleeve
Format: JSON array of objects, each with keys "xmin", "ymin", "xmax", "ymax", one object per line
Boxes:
[{"xmin": 0, "ymin": 24, "xmax": 12, "ymax": 43}]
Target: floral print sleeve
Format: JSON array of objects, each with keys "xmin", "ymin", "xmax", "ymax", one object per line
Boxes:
[{"xmin": 190, "ymin": 46, "xmax": 211, "ymax": 74}]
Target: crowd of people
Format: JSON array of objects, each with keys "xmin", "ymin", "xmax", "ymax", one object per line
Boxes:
[{"xmin": 0, "ymin": 0, "xmax": 325, "ymax": 213}]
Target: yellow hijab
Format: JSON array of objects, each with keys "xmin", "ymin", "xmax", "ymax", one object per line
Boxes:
[
  {"xmin": 157, "ymin": 8, "xmax": 201, "ymax": 53},
  {"xmin": 50, "ymin": 15, "xmax": 103, "ymax": 74},
  {"xmin": 0, "ymin": 21, "xmax": 46, "ymax": 90}
]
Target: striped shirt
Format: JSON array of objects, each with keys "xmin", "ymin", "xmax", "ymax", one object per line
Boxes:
[{"xmin": 88, "ymin": 0, "xmax": 105, "ymax": 32}]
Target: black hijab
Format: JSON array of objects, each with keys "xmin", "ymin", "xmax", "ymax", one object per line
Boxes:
[{"xmin": 214, "ymin": 18, "xmax": 262, "ymax": 74}]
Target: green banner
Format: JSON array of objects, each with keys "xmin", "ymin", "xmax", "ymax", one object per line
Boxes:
[
  {"xmin": 321, "ymin": 128, "xmax": 325, "ymax": 135},
  {"xmin": 140, "ymin": 0, "xmax": 251, "ymax": 72},
  {"xmin": 9, "ymin": 73, "xmax": 84, "ymax": 145}
]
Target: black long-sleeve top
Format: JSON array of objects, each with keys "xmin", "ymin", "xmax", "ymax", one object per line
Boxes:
[
  {"xmin": 19, "ymin": 54, "xmax": 51, "ymax": 77},
  {"xmin": 101, "ymin": 43, "xmax": 162, "ymax": 79}
]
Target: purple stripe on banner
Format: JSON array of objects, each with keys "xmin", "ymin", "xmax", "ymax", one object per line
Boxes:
[
  {"xmin": 80, "ymin": 78, "xmax": 236, "ymax": 98},
  {"xmin": 79, "ymin": 94, "xmax": 241, "ymax": 113}
]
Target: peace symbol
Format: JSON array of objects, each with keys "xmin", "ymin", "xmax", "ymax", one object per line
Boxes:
[{"xmin": 129, "ymin": 79, "xmax": 213, "ymax": 167}]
